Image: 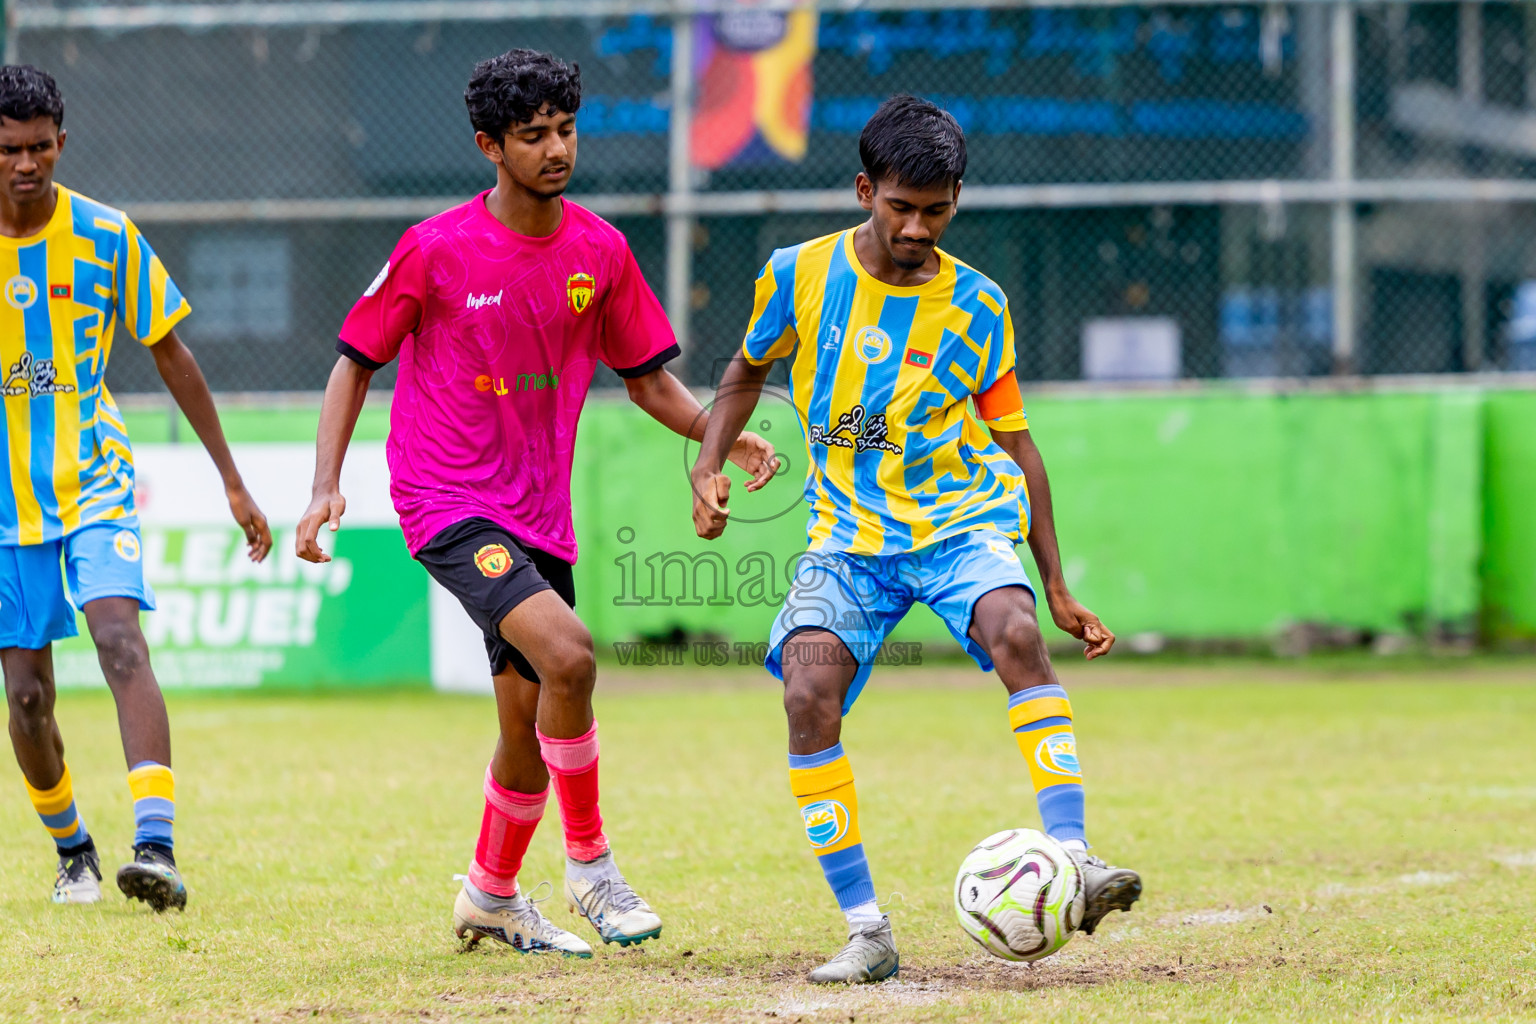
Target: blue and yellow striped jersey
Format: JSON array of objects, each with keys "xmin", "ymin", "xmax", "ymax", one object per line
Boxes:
[
  {"xmin": 743, "ymin": 229, "xmax": 1030, "ymax": 556},
  {"xmin": 0, "ymin": 185, "xmax": 188, "ymax": 546}
]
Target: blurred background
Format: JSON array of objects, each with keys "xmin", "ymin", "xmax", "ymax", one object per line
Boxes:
[{"xmin": 9, "ymin": 0, "xmax": 1535, "ymax": 687}]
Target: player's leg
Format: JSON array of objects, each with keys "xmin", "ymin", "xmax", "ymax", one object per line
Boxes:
[
  {"xmin": 965, "ymin": 578, "xmax": 1142, "ymax": 933},
  {"xmin": 1, "ymin": 541, "xmax": 102, "ymax": 903},
  {"xmin": 769, "ymin": 552, "xmax": 907, "ymax": 984},
  {"xmin": 495, "ymin": 590, "xmax": 662, "ymax": 946},
  {"xmin": 68, "ymin": 525, "xmax": 185, "ymax": 912},
  {"xmin": 453, "ymin": 663, "xmax": 591, "ymax": 956}
]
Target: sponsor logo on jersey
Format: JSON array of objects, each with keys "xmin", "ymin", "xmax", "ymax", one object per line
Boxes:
[
  {"xmin": 567, "ymin": 272, "xmax": 595, "ymax": 316},
  {"xmin": 905, "ymin": 348, "xmax": 933, "ymax": 369},
  {"xmin": 49, "ymin": 284, "xmax": 71, "ymax": 300},
  {"xmin": 853, "ymin": 325, "xmax": 893, "ymax": 364},
  {"xmin": 473, "ymin": 543, "xmax": 513, "ymax": 578},
  {"xmin": 466, "ymin": 290, "xmax": 503, "ymax": 310},
  {"xmin": 801, "ymin": 799, "xmax": 850, "ymax": 848},
  {"xmin": 363, "ymin": 261, "xmax": 389, "ymax": 297},
  {"xmin": 113, "ymin": 531, "xmax": 142, "ymax": 563},
  {"xmin": 473, "ymin": 367, "xmax": 561, "ymax": 396},
  {"xmin": 5, "ymin": 275, "xmax": 38, "ymax": 310},
  {"xmin": 1035, "ymin": 732, "xmax": 1081, "ymax": 777},
  {"xmin": 3, "ymin": 352, "xmax": 75, "ymax": 398},
  {"xmin": 808, "ymin": 403, "xmax": 902, "ymax": 455}
]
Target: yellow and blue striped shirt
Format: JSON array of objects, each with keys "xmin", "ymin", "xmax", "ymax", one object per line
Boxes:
[
  {"xmin": 743, "ymin": 229, "xmax": 1029, "ymax": 556},
  {"xmin": 1, "ymin": 185, "xmax": 188, "ymax": 546}
]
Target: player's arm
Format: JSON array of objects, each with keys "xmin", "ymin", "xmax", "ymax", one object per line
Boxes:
[
  {"xmin": 621, "ymin": 366, "xmax": 777, "ymax": 494},
  {"xmin": 690, "ymin": 350, "xmax": 775, "ymax": 539},
  {"xmin": 150, "ymin": 328, "xmax": 272, "ymax": 562},
  {"xmin": 296, "ymin": 356, "xmax": 373, "ymax": 564},
  {"xmin": 988, "ymin": 422, "xmax": 1114, "ymax": 660}
]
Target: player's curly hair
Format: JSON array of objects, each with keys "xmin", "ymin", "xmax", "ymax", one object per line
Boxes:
[
  {"xmin": 859, "ymin": 94, "xmax": 966, "ymax": 191},
  {"xmin": 0, "ymin": 65, "xmax": 65, "ymax": 128},
  {"xmin": 465, "ymin": 49, "xmax": 582, "ymax": 138}
]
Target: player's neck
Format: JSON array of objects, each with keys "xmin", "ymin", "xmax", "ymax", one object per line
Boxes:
[
  {"xmin": 0, "ymin": 183, "xmax": 58, "ymax": 239},
  {"xmin": 852, "ymin": 221, "xmax": 939, "ymax": 288},
  {"xmin": 484, "ymin": 180, "xmax": 564, "ymax": 238}
]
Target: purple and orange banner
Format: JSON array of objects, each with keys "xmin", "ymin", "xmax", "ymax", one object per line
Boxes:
[{"xmin": 691, "ymin": 7, "xmax": 818, "ymax": 170}]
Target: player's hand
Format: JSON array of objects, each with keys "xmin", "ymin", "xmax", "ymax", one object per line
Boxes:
[
  {"xmin": 1046, "ymin": 586, "xmax": 1115, "ymax": 660},
  {"xmin": 227, "ymin": 483, "xmax": 272, "ymax": 563},
  {"xmin": 296, "ymin": 490, "xmax": 346, "ymax": 563},
  {"xmin": 728, "ymin": 431, "xmax": 779, "ymax": 493},
  {"xmin": 690, "ymin": 466, "xmax": 731, "ymax": 540}
]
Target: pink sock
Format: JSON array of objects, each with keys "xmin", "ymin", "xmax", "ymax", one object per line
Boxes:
[
  {"xmin": 468, "ymin": 765, "xmax": 547, "ymax": 898},
  {"xmin": 537, "ymin": 722, "xmax": 609, "ymax": 862}
]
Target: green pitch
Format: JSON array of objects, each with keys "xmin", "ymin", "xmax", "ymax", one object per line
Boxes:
[{"xmin": 3, "ymin": 661, "xmax": 1535, "ymax": 1022}]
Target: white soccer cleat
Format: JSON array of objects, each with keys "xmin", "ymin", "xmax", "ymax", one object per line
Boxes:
[
  {"xmin": 453, "ymin": 885, "xmax": 592, "ymax": 957},
  {"xmin": 564, "ymin": 855, "xmax": 663, "ymax": 947},
  {"xmin": 52, "ymin": 848, "xmax": 103, "ymax": 905}
]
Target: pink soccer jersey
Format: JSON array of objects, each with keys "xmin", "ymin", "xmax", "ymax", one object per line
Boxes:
[{"xmin": 338, "ymin": 193, "xmax": 679, "ymax": 561}]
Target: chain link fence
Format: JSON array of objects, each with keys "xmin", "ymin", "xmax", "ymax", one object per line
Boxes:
[{"xmin": 12, "ymin": 0, "xmax": 1536, "ymax": 392}]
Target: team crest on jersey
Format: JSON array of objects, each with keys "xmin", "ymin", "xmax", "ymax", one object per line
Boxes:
[
  {"xmin": 474, "ymin": 543, "xmax": 513, "ymax": 578},
  {"xmin": 1035, "ymin": 732, "xmax": 1081, "ymax": 777},
  {"xmin": 853, "ymin": 326, "xmax": 893, "ymax": 365},
  {"xmin": 801, "ymin": 799, "xmax": 850, "ymax": 848},
  {"xmin": 567, "ymin": 272, "xmax": 595, "ymax": 316},
  {"xmin": 113, "ymin": 531, "xmax": 142, "ymax": 563},
  {"xmin": 5, "ymin": 275, "xmax": 38, "ymax": 310}
]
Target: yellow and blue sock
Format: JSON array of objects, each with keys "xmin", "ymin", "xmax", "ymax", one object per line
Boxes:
[
  {"xmin": 127, "ymin": 761, "xmax": 175, "ymax": 853},
  {"xmin": 789, "ymin": 743, "xmax": 881, "ymax": 927},
  {"xmin": 25, "ymin": 762, "xmax": 92, "ymax": 854},
  {"xmin": 1008, "ymin": 685, "xmax": 1087, "ymax": 847}
]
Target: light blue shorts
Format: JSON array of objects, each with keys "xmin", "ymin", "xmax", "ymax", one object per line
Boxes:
[
  {"xmin": 0, "ymin": 523, "xmax": 155, "ymax": 650},
  {"xmin": 765, "ymin": 529, "xmax": 1035, "ymax": 714}
]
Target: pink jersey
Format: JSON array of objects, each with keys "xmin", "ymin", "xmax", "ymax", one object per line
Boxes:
[{"xmin": 338, "ymin": 193, "xmax": 678, "ymax": 561}]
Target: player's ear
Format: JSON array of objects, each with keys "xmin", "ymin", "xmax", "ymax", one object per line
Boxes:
[
  {"xmin": 55, "ymin": 127, "xmax": 66, "ymax": 154},
  {"xmin": 473, "ymin": 130, "xmax": 506, "ymax": 165},
  {"xmin": 855, "ymin": 172, "xmax": 875, "ymax": 212},
  {"xmin": 951, "ymin": 179, "xmax": 961, "ymax": 210}
]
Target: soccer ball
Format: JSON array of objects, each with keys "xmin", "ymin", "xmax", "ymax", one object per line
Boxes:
[{"xmin": 953, "ymin": 828, "xmax": 1085, "ymax": 962}]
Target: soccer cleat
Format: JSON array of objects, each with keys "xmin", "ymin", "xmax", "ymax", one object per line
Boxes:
[
  {"xmin": 1068, "ymin": 848, "xmax": 1142, "ymax": 935},
  {"xmin": 564, "ymin": 858, "xmax": 663, "ymax": 947},
  {"xmin": 808, "ymin": 916, "xmax": 900, "ymax": 984},
  {"xmin": 53, "ymin": 847, "xmax": 103, "ymax": 905},
  {"xmin": 116, "ymin": 846, "xmax": 187, "ymax": 912},
  {"xmin": 454, "ymin": 885, "xmax": 593, "ymax": 957}
]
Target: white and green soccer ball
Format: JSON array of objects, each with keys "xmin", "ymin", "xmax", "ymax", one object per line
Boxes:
[{"xmin": 954, "ymin": 828, "xmax": 1085, "ymax": 962}]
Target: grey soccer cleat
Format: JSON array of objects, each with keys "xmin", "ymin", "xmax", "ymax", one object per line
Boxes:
[
  {"xmin": 53, "ymin": 846, "xmax": 103, "ymax": 905},
  {"xmin": 116, "ymin": 846, "xmax": 187, "ymax": 912},
  {"xmin": 1069, "ymin": 848, "xmax": 1141, "ymax": 935},
  {"xmin": 454, "ymin": 884, "xmax": 593, "ymax": 957},
  {"xmin": 807, "ymin": 916, "xmax": 900, "ymax": 984}
]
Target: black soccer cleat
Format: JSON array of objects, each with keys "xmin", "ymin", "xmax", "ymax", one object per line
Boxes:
[
  {"xmin": 116, "ymin": 846, "xmax": 188, "ymax": 913},
  {"xmin": 1070, "ymin": 849, "xmax": 1141, "ymax": 935}
]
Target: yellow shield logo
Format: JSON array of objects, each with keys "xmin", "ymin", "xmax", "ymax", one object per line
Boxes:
[
  {"xmin": 567, "ymin": 272, "xmax": 595, "ymax": 317},
  {"xmin": 473, "ymin": 543, "xmax": 512, "ymax": 578}
]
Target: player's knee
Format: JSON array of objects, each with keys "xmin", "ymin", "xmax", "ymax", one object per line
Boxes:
[
  {"xmin": 538, "ymin": 632, "xmax": 596, "ymax": 697},
  {"xmin": 782, "ymin": 672, "xmax": 841, "ymax": 726},
  {"xmin": 994, "ymin": 608, "xmax": 1047, "ymax": 665},
  {"xmin": 5, "ymin": 670, "xmax": 55, "ymax": 727},
  {"xmin": 91, "ymin": 619, "xmax": 150, "ymax": 683}
]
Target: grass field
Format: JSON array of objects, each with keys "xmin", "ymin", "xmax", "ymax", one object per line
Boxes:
[{"xmin": 3, "ymin": 659, "xmax": 1536, "ymax": 1023}]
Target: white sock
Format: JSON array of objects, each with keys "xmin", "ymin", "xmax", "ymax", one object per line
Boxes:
[
  {"xmin": 567, "ymin": 849, "xmax": 621, "ymax": 883},
  {"xmin": 844, "ymin": 899, "xmax": 883, "ymax": 929},
  {"xmin": 1060, "ymin": 838, "xmax": 1089, "ymax": 854}
]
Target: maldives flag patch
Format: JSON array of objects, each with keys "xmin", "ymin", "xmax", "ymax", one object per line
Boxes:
[
  {"xmin": 49, "ymin": 284, "xmax": 71, "ymax": 299},
  {"xmin": 905, "ymin": 349, "xmax": 933, "ymax": 369}
]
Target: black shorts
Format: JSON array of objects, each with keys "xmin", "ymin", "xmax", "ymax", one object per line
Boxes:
[{"xmin": 414, "ymin": 518, "xmax": 575, "ymax": 680}]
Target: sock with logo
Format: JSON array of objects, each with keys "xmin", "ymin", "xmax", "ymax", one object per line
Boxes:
[
  {"xmin": 127, "ymin": 761, "xmax": 175, "ymax": 852},
  {"xmin": 1008, "ymin": 685, "xmax": 1087, "ymax": 845},
  {"xmin": 788, "ymin": 743, "xmax": 876, "ymax": 928},
  {"xmin": 537, "ymin": 722, "xmax": 609, "ymax": 862},
  {"xmin": 468, "ymin": 765, "xmax": 547, "ymax": 898},
  {"xmin": 25, "ymin": 762, "xmax": 92, "ymax": 855}
]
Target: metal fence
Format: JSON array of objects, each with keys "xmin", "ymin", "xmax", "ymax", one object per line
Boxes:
[{"xmin": 11, "ymin": 0, "xmax": 1536, "ymax": 391}]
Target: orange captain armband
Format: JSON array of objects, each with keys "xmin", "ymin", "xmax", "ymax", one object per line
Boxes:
[{"xmin": 973, "ymin": 374, "xmax": 1028, "ymax": 431}]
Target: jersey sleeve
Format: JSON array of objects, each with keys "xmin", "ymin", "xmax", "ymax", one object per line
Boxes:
[
  {"xmin": 598, "ymin": 247, "xmax": 680, "ymax": 378},
  {"xmin": 973, "ymin": 300, "xmax": 1027, "ymax": 431},
  {"xmin": 118, "ymin": 216, "xmax": 190, "ymax": 347},
  {"xmin": 337, "ymin": 230, "xmax": 427, "ymax": 369},
  {"xmin": 741, "ymin": 256, "xmax": 797, "ymax": 365}
]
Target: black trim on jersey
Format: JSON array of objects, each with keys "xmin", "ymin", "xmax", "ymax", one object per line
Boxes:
[
  {"xmin": 612, "ymin": 342, "xmax": 681, "ymax": 379},
  {"xmin": 336, "ymin": 339, "xmax": 388, "ymax": 371}
]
